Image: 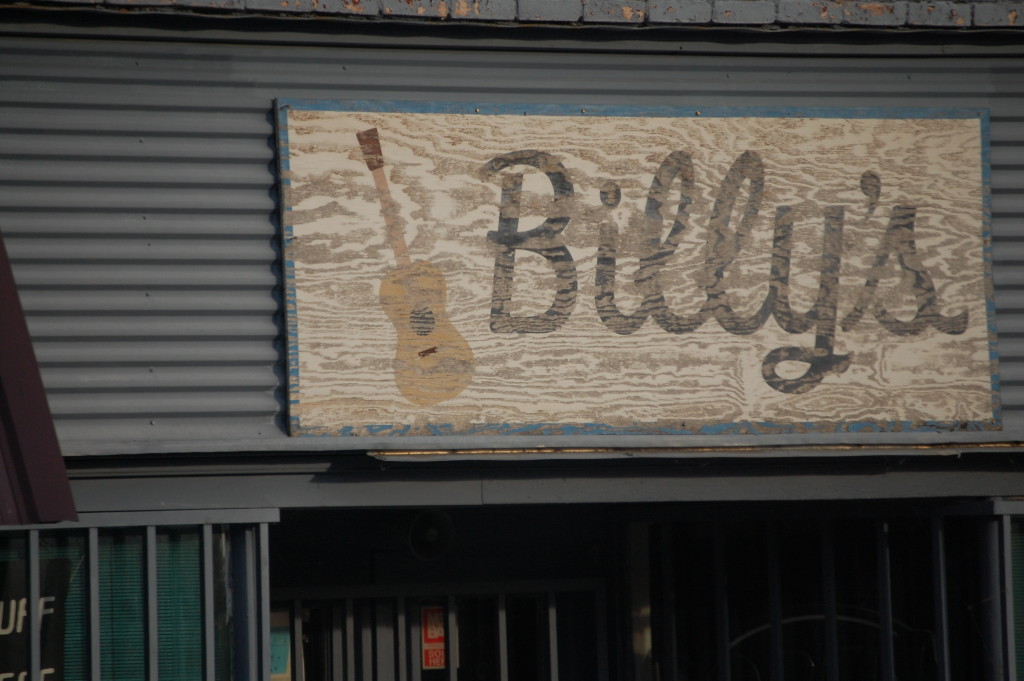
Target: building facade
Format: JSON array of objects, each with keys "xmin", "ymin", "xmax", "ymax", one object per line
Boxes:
[{"xmin": 3, "ymin": 1, "xmax": 1024, "ymax": 679}]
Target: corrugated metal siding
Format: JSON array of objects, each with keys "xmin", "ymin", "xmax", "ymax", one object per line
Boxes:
[{"xmin": 1, "ymin": 30, "xmax": 1023, "ymax": 455}]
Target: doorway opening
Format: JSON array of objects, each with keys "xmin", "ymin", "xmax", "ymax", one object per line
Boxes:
[
  {"xmin": 269, "ymin": 507, "xmax": 622, "ymax": 681},
  {"xmin": 274, "ymin": 583, "xmax": 607, "ymax": 681}
]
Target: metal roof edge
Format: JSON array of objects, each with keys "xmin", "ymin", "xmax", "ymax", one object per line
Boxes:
[{"xmin": 3, "ymin": 0, "xmax": 1024, "ymax": 32}]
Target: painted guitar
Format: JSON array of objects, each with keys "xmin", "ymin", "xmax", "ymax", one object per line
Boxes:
[{"xmin": 357, "ymin": 128, "xmax": 474, "ymax": 406}]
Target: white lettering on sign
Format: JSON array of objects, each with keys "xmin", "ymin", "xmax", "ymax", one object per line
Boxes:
[
  {"xmin": 0, "ymin": 598, "xmax": 56, "ymax": 636},
  {"xmin": 0, "ymin": 669, "xmax": 55, "ymax": 680},
  {"xmin": 421, "ymin": 605, "xmax": 446, "ymax": 670},
  {"xmin": 279, "ymin": 105, "xmax": 997, "ymax": 438},
  {"xmin": 0, "ymin": 559, "xmax": 71, "ymax": 681},
  {"xmin": 0, "ymin": 600, "xmax": 27, "ymax": 636}
]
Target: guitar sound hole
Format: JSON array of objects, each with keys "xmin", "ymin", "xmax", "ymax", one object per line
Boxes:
[{"xmin": 410, "ymin": 306, "xmax": 436, "ymax": 336}]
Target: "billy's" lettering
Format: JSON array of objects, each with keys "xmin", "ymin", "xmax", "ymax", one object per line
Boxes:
[{"xmin": 485, "ymin": 149, "xmax": 968, "ymax": 394}]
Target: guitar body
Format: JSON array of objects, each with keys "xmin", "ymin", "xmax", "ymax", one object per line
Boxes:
[
  {"xmin": 359, "ymin": 128, "xmax": 474, "ymax": 405},
  {"xmin": 379, "ymin": 260, "xmax": 474, "ymax": 406}
]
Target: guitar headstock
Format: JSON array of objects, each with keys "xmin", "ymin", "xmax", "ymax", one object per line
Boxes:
[{"xmin": 357, "ymin": 128, "xmax": 385, "ymax": 171}]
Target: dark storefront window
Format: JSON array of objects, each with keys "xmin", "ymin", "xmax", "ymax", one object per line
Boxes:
[
  {"xmin": 0, "ymin": 531, "xmax": 84, "ymax": 681},
  {"xmin": 41, "ymin": 531, "xmax": 88, "ymax": 681},
  {"xmin": 157, "ymin": 528, "xmax": 202, "ymax": 681},
  {"xmin": 659, "ymin": 515, "xmax": 1003, "ymax": 681},
  {"xmin": 1013, "ymin": 519, "xmax": 1024, "ymax": 681},
  {"xmin": 0, "ymin": 521, "xmax": 268, "ymax": 681},
  {"xmin": 276, "ymin": 586, "xmax": 604, "ymax": 681},
  {"xmin": 269, "ymin": 507, "xmax": 1009, "ymax": 681},
  {"xmin": 0, "ymin": 534, "xmax": 29, "ymax": 680},
  {"xmin": 100, "ymin": 530, "xmax": 145, "ymax": 680}
]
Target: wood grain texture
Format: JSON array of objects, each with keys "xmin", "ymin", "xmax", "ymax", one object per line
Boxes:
[{"xmin": 279, "ymin": 108, "xmax": 996, "ymax": 437}]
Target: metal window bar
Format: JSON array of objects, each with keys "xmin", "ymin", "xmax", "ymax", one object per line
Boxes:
[
  {"xmin": 766, "ymin": 522, "xmax": 784, "ymax": 681},
  {"xmin": 291, "ymin": 584, "xmax": 603, "ymax": 681},
  {"xmin": 331, "ymin": 601, "xmax": 345, "ymax": 681},
  {"xmin": 930, "ymin": 517, "xmax": 951, "ymax": 681},
  {"xmin": 231, "ymin": 526, "xmax": 253, "ymax": 681},
  {"xmin": 7, "ymin": 517, "xmax": 272, "ymax": 681},
  {"xmin": 259, "ymin": 523, "xmax": 271, "ymax": 681},
  {"xmin": 376, "ymin": 599, "xmax": 396, "ymax": 681},
  {"xmin": 497, "ymin": 594, "xmax": 508, "ymax": 681},
  {"xmin": 409, "ymin": 599, "xmax": 420, "ymax": 681},
  {"xmin": 547, "ymin": 591, "xmax": 559, "ymax": 681},
  {"xmin": 146, "ymin": 525, "xmax": 158, "ymax": 681},
  {"xmin": 876, "ymin": 521, "xmax": 895, "ymax": 681},
  {"xmin": 396, "ymin": 596, "xmax": 407, "ymax": 681},
  {"xmin": 658, "ymin": 523, "xmax": 679, "ymax": 681},
  {"xmin": 293, "ymin": 601, "xmax": 306, "ymax": 681},
  {"xmin": 203, "ymin": 525, "xmax": 216, "ymax": 681},
  {"xmin": 1003, "ymin": 515, "xmax": 1017, "ymax": 681},
  {"xmin": 360, "ymin": 601, "xmax": 373, "ymax": 681},
  {"xmin": 247, "ymin": 526, "xmax": 262, "ymax": 681},
  {"xmin": 447, "ymin": 594, "xmax": 457, "ymax": 681},
  {"xmin": 345, "ymin": 598, "xmax": 356, "ymax": 681},
  {"xmin": 821, "ymin": 520, "xmax": 839, "ymax": 681},
  {"xmin": 713, "ymin": 525, "xmax": 730, "ymax": 681},
  {"xmin": 629, "ymin": 524, "xmax": 652, "ymax": 681},
  {"xmin": 983, "ymin": 518, "xmax": 1005, "ymax": 681},
  {"xmin": 29, "ymin": 529, "xmax": 40, "ymax": 681},
  {"xmin": 88, "ymin": 527, "xmax": 100, "ymax": 681}
]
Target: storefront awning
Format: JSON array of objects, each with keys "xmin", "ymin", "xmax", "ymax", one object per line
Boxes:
[{"xmin": 0, "ymin": 230, "xmax": 76, "ymax": 525}]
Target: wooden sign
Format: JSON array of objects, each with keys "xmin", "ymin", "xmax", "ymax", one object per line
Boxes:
[{"xmin": 276, "ymin": 101, "xmax": 998, "ymax": 438}]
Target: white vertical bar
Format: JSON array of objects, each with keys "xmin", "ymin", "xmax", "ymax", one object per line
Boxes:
[
  {"xmin": 447, "ymin": 595, "xmax": 458, "ymax": 681},
  {"xmin": 345, "ymin": 598, "xmax": 356, "ymax": 681},
  {"xmin": 931, "ymin": 518, "xmax": 951, "ymax": 681},
  {"xmin": 397, "ymin": 597, "xmax": 408, "ymax": 681},
  {"xmin": 203, "ymin": 525, "xmax": 215, "ymax": 681},
  {"xmin": 547, "ymin": 592, "xmax": 559, "ymax": 681},
  {"xmin": 293, "ymin": 601, "xmax": 305, "ymax": 681},
  {"xmin": 259, "ymin": 524, "xmax": 271, "ymax": 681},
  {"xmin": 29, "ymin": 529, "xmax": 40, "ymax": 681},
  {"xmin": 89, "ymin": 527, "xmax": 100, "ymax": 681},
  {"xmin": 497, "ymin": 595, "xmax": 508, "ymax": 681},
  {"xmin": 409, "ymin": 601, "xmax": 421, "ymax": 681},
  {"xmin": 629, "ymin": 524, "xmax": 653, "ymax": 681},
  {"xmin": 146, "ymin": 526, "xmax": 159, "ymax": 681},
  {"xmin": 331, "ymin": 602, "xmax": 345, "ymax": 681}
]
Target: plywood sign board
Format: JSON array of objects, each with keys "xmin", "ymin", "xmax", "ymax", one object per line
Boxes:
[{"xmin": 276, "ymin": 101, "xmax": 998, "ymax": 439}]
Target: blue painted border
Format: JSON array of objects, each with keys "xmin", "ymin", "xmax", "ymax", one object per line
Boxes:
[
  {"xmin": 286, "ymin": 419, "xmax": 1001, "ymax": 438},
  {"xmin": 277, "ymin": 99, "xmax": 984, "ymax": 120},
  {"xmin": 979, "ymin": 110, "xmax": 1003, "ymax": 430},
  {"xmin": 274, "ymin": 100, "xmax": 305, "ymax": 436},
  {"xmin": 275, "ymin": 99, "xmax": 999, "ymax": 438}
]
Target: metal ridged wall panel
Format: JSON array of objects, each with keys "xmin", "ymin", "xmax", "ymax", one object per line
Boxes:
[{"xmin": 1, "ymin": 31, "xmax": 1023, "ymax": 455}]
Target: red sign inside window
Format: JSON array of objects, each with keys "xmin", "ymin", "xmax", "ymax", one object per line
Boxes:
[{"xmin": 421, "ymin": 605, "xmax": 446, "ymax": 670}]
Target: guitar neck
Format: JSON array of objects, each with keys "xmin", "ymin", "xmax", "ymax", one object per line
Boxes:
[{"xmin": 357, "ymin": 128, "xmax": 412, "ymax": 268}]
